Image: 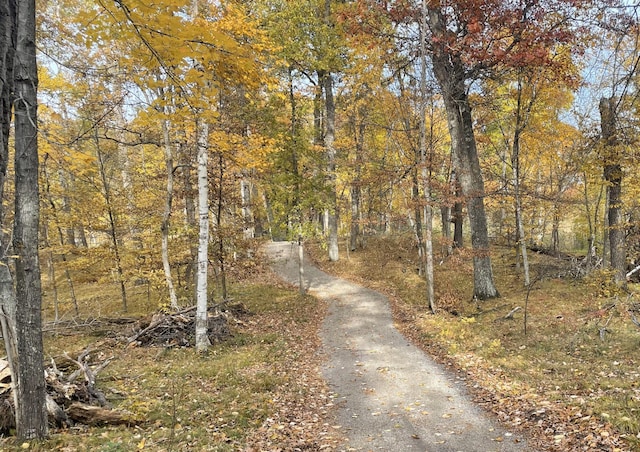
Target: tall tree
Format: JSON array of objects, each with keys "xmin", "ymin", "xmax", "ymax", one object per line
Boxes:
[
  {"xmin": 418, "ymin": 0, "xmax": 586, "ymax": 299},
  {"xmin": 599, "ymin": 97, "xmax": 626, "ymax": 285},
  {"xmin": 0, "ymin": 0, "xmax": 48, "ymax": 439}
]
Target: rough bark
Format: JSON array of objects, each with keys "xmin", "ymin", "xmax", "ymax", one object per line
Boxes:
[
  {"xmin": 599, "ymin": 97, "xmax": 626, "ymax": 286},
  {"xmin": 0, "ymin": 3, "xmax": 18, "ymax": 436},
  {"xmin": 13, "ymin": 0, "xmax": 48, "ymax": 437},
  {"xmin": 427, "ymin": 7, "xmax": 498, "ymax": 299}
]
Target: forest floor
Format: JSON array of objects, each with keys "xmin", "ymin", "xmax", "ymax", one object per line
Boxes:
[
  {"xmin": 1, "ymin": 234, "xmax": 638, "ymax": 451},
  {"xmin": 303, "ymin": 234, "xmax": 640, "ymax": 452}
]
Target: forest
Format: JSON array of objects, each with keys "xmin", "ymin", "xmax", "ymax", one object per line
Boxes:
[{"xmin": 1, "ymin": 0, "xmax": 640, "ymax": 449}]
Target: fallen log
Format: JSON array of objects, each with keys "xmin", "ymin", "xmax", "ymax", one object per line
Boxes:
[{"xmin": 67, "ymin": 402, "xmax": 131, "ymax": 426}]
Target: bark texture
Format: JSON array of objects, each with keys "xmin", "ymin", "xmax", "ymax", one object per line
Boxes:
[
  {"xmin": 195, "ymin": 121, "xmax": 211, "ymax": 353},
  {"xmin": 12, "ymin": 0, "xmax": 48, "ymax": 438},
  {"xmin": 427, "ymin": 8, "xmax": 498, "ymax": 299},
  {"xmin": 599, "ymin": 97, "xmax": 626, "ymax": 286},
  {"xmin": 323, "ymin": 71, "xmax": 339, "ymax": 262},
  {"xmin": 427, "ymin": 20, "xmax": 498, "ymax": 299}
]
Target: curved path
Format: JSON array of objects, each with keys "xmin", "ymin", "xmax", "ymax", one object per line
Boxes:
[{"xmin": 265, "ymin": 241, "xmax": 532, "ymax": 452}]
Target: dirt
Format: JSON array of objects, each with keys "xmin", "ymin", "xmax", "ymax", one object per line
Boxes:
[{"xmin": 265, "ymin": 241, "xmax": 533, "ymax": 451}]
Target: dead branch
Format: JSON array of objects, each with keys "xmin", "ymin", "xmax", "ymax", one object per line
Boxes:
[
  {"xmin": 0, "ymin": 345, "xmax": 129, "ymax": 434},
  {"xmin": 504, "ymin": 306, "xmax": 522, "ymax": 319}
]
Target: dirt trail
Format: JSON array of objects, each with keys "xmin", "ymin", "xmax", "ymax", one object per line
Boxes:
[{"xmin": 265, "ymin": 241, "xmax": 533, "ymax": 451}]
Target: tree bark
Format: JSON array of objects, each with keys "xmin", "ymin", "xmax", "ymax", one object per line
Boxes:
[
  {"xmin": 427, "ymin": 7, "xmax": 498, "ymax": 299},
  {"xmin": 323, "ymin": 70, "xmax": 339, "ymax": 262},
  {"xmin": 161, "ymin": 117, "xmax": 179, "ymax": 310},
  {"xmin": 451, "ymin": 173, "xmax": 464, "ymax": 248},
  {"xmin": 13, "ymin": 0, "xmax": 48, "ymax": 437},
  {"xmin": 0, "ymin": 0, "xmax": 17, "ymax": 433},
  {"xmin": 420, "ymin": 0, "xmax": 435, "ymax": 312},
  {"xmin": 195, "ymin": 120, "xmax": 211, "ymax": 353},
  {"xmin": 599, "ymin": 97, "xmax": 626, "ymax": 286}
]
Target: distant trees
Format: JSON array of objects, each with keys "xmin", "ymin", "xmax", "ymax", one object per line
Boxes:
[{"xmin": 24, "ymin": 0, "xmax": 640, "ymax": 321}]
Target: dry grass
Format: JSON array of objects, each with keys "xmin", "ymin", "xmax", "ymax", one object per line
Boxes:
[
  {"xmin": 1, "ymin": 264, "xmax": 341, "ymax": 451},
  {"xmin": 309, "ymin": 233, "xmax": 640, "ymax": 451}
]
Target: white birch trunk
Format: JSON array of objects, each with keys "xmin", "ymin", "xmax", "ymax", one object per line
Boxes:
[
  {"xmin": 420, "ymin": 0, "xmax": 435, "ymax": 312},
  {"xmin": 195, "ymin": 121, "xmax": 211, "ymax": 353}
]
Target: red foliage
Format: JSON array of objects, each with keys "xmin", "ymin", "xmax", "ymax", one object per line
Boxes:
[{"xmin": 344, "ymin": 0, "xmax": 595, "ymax": 76}]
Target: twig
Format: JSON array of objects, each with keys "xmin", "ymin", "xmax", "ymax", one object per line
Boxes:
[
  {"xmin": 599, "ymin": 311, "xmax": 615, "ymax": 342},
  {"xmin": 504, "ymin": 306, "xmax": 522, "ymax": 319}
]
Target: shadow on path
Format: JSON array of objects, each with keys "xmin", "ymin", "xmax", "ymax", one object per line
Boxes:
[{"xmin": 265, "ymin": 241, "xmax": 532, "ymax": 451}]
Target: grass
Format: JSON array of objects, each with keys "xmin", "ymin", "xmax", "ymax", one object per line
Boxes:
[
  {"xmin": 309, "ymin": 233, "xmax": 640, "ymax": 451},
  {"xmin": 1, "ymin": 266, "xmax": 340, "ymax": 451}
]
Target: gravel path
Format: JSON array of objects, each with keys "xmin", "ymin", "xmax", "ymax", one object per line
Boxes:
[{"xmin": 265, "ymin": 241, "xmax": 533, "ymax": 452}]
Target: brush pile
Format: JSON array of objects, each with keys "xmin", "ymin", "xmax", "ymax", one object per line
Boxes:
[
  {"xmin": 124, "ymin": 303, "xmax": 248, "ymax": 347},
  {"xmin": 0, "ymin": 346, "xmax": 132, "ymax": 434}
]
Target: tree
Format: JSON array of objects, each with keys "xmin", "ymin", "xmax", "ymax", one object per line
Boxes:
[
  {"xmin": 0, "ymin": 0, "xmax": 48, "ymax": 440},
  {"xmin": 599, "ymin": 96, "xmax": 626, "ymax": 285},
  {"xmin": 415, "ymin": 0, "xmax": 585, "ymax": 299}
]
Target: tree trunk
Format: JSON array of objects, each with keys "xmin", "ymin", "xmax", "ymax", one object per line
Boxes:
[
  {"xmin": 240, "ymin": 176, "xmax": 254, "ymax": 239},
  {"xmin": 288, "ymin": 66, "xmax": 301, "ymax": 229},
  {"xmin": 323, "ymin": 70, "xmax": 339, "ymax": 262},
  {"xmin": 95, "ymin": 134, "xmax": 127, "ymax": 312},
  {"xmin": 215, "ymin": 152, "xmax": 227, "ymax": 300},
  {"xmin": 195, "ymin": 120, "xmax": 211, "ymax": 353},
  {"xmin": 350, "ymin": 119, "xmax": 364, "ymax": 252},
  {"xmin": 419, "ymin": 0, "xmax": 435, "ymax": 312},
  {"xmin": 412, "ymin": 169, "xmax": 425, "ymax": 276},
  {"xmin": 599, "ymin": 97, "xmax": 626, "ymax": 286},
  {"xmin": 551, "ymin": 209, "xmax": 560, "ymax": 253},
  {"xmin": 0, "ymin": 0, "xmax": 17, "ymax": 434},
  {"xmin": 450, "ymin": 170, "xmax": 464, "ymax": 248},
  {"xmin": 13, "ymin": 0, "xmax": 48, "ymax": 437},
  {"xmin": 181, "ymin": 148, "xmax": 197, "ymax": 287},
  {"xmin": 161, "ymin": 117, "xmax": 179, "ymax": 310},
  {"xmin": 428, "ymin": 7, "xmax": 498, "ymax": 299},
  {"xmin": 512, "ymin": 78, "xmax": 530, "ymax": 287}
]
